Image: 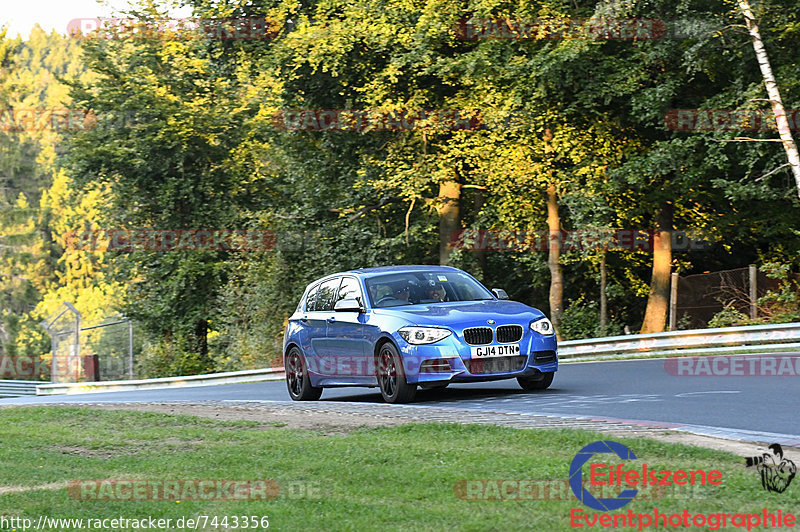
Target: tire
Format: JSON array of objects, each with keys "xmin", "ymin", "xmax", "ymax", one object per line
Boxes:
[
  {"xmin": 517, "ymin": 371, "xmax": 554, "ymax": 391},
  {"xmin": 285, "ymin": 347, "xmax": 322, "ymax": 401},
  {"xmin": 376, "ymin": 342, "xmax": 417, "ymax": 403}
]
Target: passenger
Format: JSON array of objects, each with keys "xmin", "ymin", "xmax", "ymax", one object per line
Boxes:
[{"xmin": 426, "ymin": 281, "xmax": 446, "ymax": 302}]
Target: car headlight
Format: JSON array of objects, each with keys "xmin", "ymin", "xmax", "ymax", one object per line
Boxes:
[
  {"xmin": 398, "ymin": 327, "xmax": 452, "ymax": 345},
  {"xmin": 530, "ymin": 318, "xmax": 554, "ymax": 335}
]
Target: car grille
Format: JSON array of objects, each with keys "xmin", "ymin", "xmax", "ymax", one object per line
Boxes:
[
  {"xmin": 463, "ymin": 327, "xmax": 493, "ymax": 345},
  {"xmin": 534, "ymin": 350, "xmax": 557, "ymax": 364},
  {"xmin": 466, "ymin": 355, "xmax": 527, "ymax": 374},
  {"xmin": 496, "ymin": 325, "xmax": 523, "ymax": 343}
]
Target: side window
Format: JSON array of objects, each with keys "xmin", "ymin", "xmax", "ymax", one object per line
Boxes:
[
  {"xmin": 305, "ymin": 283, "xmax": 320, "ymax": 312},
  {"xmin": 315, "ymin": 278, "xmax": 340, "ymax": 312},
  {"xmin": 336, "ymin": 277, "xmax": 364, "ymax": 307}
]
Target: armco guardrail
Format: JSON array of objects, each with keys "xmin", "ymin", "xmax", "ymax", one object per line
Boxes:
[
  {"xmin": 558, "ymin": 322, "xmax": 800, "ymax": 359},
  {"xmin": 23, "ymin": 323, "xmax": 800, "ymax": 396},
  {"xmin": 0, "ymin": 380, "xmax": 41, "ymax": 396},
  {"xmin": 37, "ymin": 367, "xmax": 285, "ymax": 396}
]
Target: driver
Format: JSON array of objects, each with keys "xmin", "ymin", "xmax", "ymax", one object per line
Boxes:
[
  {"xmin": 393, "ymin": 283, "xmax": 410, "ymax": 301},
  {"xmin": 369, "ymin": 284, "xmax": 379, "ymax": 303}
]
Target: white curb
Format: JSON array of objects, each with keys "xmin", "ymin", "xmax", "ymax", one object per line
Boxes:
[{"xmin": 36, "ymin": 367, "xmax": 285, "ymax": 396}]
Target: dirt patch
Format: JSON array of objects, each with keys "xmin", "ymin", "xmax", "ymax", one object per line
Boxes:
[
  {"xmin": 75, "ymin": 403, "xmax": 414, "ymax": 435},
  {"xmin": 0, "ymin": 481, "xmax": 69, "ymax": 495},
  {"xmin": 53, "ymin": 445, "xmax": 133, "ymax": 459}
]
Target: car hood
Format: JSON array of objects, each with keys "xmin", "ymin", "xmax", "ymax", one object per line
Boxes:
[{"xmin": 371, "ymin": 300, "xmax": 546, "ymax": 327}]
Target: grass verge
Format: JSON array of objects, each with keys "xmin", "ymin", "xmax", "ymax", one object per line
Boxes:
[{"xmin": 0, "ymin": 407, "xmax": 794, "ymax": 531}]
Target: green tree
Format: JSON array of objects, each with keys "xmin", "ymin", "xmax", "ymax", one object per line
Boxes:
[{"xmin": 66, "ymin": 4, "xmax": 266, "ymax": 364}]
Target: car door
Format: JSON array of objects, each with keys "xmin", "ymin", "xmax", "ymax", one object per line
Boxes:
[
  {"xmin": 304, "ymin": 277, "xmax": 340, "ymax": 377},
  {"xmin": 324, "ymin": 276, "xmax": 370, "ymax": 383},
  {"xmin": 293, "ymin": 282, "xmax": 320, "ymax": 361}
]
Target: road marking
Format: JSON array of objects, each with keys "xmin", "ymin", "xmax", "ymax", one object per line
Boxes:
[
  {"xmin": 675, "ymin": 391, "xmax": 741, "ymax": 397},
  {"xmin": 435, "ymin": 393, "xmax": 664, "ymax": 409}
]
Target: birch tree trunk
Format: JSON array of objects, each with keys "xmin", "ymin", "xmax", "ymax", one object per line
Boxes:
[
  {"xmin": 0, "ymin": 323, "xmax": 7, "ymax": 356},
  {"xmin": 739, "ymin": 0, "xmax": 800, "ymax": 198}
]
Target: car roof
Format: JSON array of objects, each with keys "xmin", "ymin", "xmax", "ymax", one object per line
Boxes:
[
  {"xmin": 344, "ymin": 265, "xmax": 462, "ymax": 278},
  {"xmin": 305, "ymin": 265, "xmax": 463, "ymax": 286}
]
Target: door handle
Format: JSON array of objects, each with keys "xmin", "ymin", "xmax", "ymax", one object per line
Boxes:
[{"xmin": 327, "ymin": 317, "xmax": 336, "ymax": 323}]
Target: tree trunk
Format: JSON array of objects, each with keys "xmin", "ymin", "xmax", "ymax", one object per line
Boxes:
[
  {"xmin": 0, "ymin": 323, "xmax": 7, "ymax": 356},
  {"xmin": 599, "ymin": 250, "xmax": 607, "ymax": 336},
  {"xmin": 543, "ymin": 128, "xmax": 564, "ymax": 338},
  {"xmin": 546, "ymin": 183, "xmax": 563, "ymax": 337},
  {"xmin": 473, "ymin": 189, "xmax": 488, "ymax": 277},
  {"xmin": 437, "ymin": 179, "xmax": 461, "ymax": 265},
  {"xmin": 640, "ymin": 204, "xmax": 673, "ymax": 334},
  {"xmin": 194, "ymin": 318, "xmax": 209, "ymax": 363},
  {"xmin": 739, "ymin": 0, "xmax": 800, "ymax": 198}
]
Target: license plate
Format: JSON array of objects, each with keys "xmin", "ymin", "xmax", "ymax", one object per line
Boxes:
[{"xmin": 470, "ymin": 344, "xmax": 520, "ymax": 358}]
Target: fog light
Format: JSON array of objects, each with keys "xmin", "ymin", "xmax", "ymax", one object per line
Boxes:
[{"xmin": 420, "ymin": 359, "xmax": 452, "ymax": 373}]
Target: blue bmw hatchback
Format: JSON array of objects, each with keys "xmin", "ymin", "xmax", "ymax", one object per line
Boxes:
[{"xmin": 283, "ymin": 265, "xmax": 558, "ymax": 403}]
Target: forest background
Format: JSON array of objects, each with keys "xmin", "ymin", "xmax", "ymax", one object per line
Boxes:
[{"xmin": 2, "ymin": 0, "xmax": 800, "ymax": 378}]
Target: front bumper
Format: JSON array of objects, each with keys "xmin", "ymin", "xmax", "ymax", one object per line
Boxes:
[{"xmin": 397, "ymin": 331, "xmax": 558, "ymax": 385}]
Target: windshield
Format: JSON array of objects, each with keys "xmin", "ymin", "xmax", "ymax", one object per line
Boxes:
[{"xmin": 365, "ymin": 271, "xmax": 494, "ymax": 308}]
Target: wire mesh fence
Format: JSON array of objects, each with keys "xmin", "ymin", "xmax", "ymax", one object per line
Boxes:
[
  {"xmin": 82, "ymin": 319, "xmax": 135, "ymax": 381},
  {"xmin": 39, "ymin": 303, "xmax": 139, "ymax": 383},
  {"xmin": 673, "ymin": 266, "xmax": 781, "ymax": 330},
  {"xmin": 39, "ymin": 302, "xmax": 81, "ymax": 383}
]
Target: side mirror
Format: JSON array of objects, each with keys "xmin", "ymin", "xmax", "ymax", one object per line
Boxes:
[
  {"xmin": 492, "ymin": 288, "xmax": 510, "ymax": 300},
  {"xmin": 334, "ymin": 298, "xmax": 364, "ymax": 312}
]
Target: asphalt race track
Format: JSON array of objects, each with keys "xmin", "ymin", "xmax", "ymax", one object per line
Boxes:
[{"xmin": 2, "ymin": 357, "xmax": 798, "ymax": 445}]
